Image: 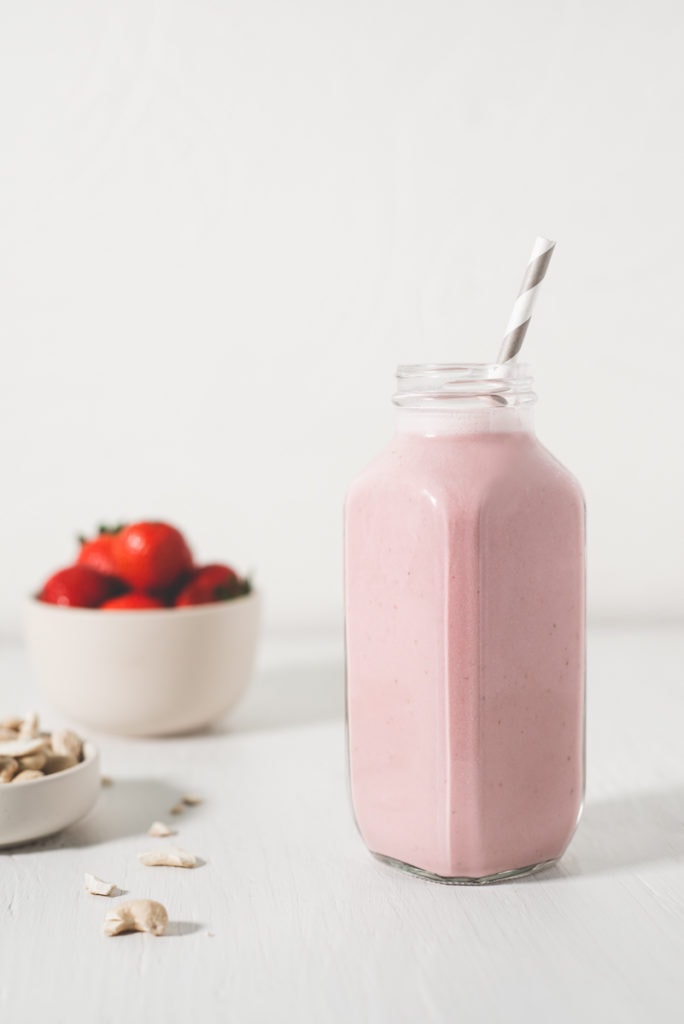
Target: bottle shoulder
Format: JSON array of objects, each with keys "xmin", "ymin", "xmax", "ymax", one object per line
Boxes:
[{"xmin": 346, "ymin": 431, "xmax": 584, "ymax": 512}]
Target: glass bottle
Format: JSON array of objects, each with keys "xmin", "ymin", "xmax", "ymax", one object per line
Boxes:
[{"xmin": 344, "ymin": 362, "xmax": 585, "ymax": 883}]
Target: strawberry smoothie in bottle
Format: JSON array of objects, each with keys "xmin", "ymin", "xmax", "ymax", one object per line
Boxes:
[{"xmin": 344, "ymin": 360, "xmax": 585, "ymax": 882}]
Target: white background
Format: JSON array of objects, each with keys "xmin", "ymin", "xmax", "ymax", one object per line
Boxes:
[{"xmin": 1, "ymin": 0, "xmax": 682, "ymax": 635}]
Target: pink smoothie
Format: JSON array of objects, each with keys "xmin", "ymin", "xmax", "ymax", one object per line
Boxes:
[{"xmin": 345, "ymin": 409, "xmax": 585, "ymax": 881}]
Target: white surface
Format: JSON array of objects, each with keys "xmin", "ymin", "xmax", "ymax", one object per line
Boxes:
[
  {"xmin": 1, "ymin": 1, "xmax": 684, "ymax": 634},
  {"xmin": 1, "ymin": 623, "xmax": 683, "ymax": 1023}
]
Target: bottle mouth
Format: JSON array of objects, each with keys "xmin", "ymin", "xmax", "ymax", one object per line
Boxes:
[{"xmin": 393, "ymin": 362, "xmax": 536, "ymax": 408}]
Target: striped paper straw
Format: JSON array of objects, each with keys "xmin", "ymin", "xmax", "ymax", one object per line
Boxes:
[{"xmin": 497, "ymin": 237, "xmax": 556, "ymax": 362}]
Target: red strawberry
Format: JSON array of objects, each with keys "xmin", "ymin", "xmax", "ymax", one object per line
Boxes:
[
  {"xmin": 101, "ymin": 593, "xmax": 165, "ymax": 611},
  {"xmin": 39, "ymin": 566, "xmax": 114, "ymax": 608},
  {"xmin": 112, "ymin": 522, "xmax": 193, "ymax": 593},
  {"xmin": 175, "ymin": 563, "xmax": 243, "ymax": 607},
  {"xmin": 76, "ymin": 525, "xmax": 123, "ymax": 578}
]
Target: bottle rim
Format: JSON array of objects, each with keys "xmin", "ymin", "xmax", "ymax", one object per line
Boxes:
[{"xmin": 394, "ymin": 362, "xmax": 536, "ymax": 408}]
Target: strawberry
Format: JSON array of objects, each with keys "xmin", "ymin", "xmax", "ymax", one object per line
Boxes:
[
  {"xmin": 112, "ymin": 521, "xmax": 193, "ymax": 593},
  {"xmin": 40, "ymin": 566, "xmax": 115, "ymax": 608},
  {"xmin": 101, "ymin": 593, "xmax": 165, "ymax": 610},
  {"xmin": 175, "ymin": 563, "xmax": 244, "ymax": 607},
  {"xmin": 76, "ymin": 525, "xmax": 124, "ymax": 578}
]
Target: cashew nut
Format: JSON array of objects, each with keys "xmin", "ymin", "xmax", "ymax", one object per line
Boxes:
[
  {"xmin": 0, "ymin": 737, "xmax": 49, "ymax": 758},
  {"xmin": 84, "ymin": 872, "xmax": 117, "ymax": 896},
  {"xmin": 0, "ymin": 716, "xmax": 23, "ymax": 731},
  {"xmin": 51, "ymin": 729, "xmax": 82, "ymax": 761},
  {"xmin": 169, "ymin": 803, "xmax": 185, "ymax": 815},
  {"xmin": 19, "ymin": 752, "xmax": 47, "ymax": 771},
  {"xmin": 42, "ymin": 754, "xmax": 78, "ymax": 775},
  {"xmin": 18, "ymin": 711, "xmax": 40, "ymax": 740},
  {"xmin": 0, "ymin": 757, "xmax": 18, "ymax": 783},
  {"xmin": 103, "ymin": 899, "xmax": 168, "ymax": 937},
  {"xmin": 138, "ymin": 848, "xmax": 198, "ymax": 868},
  {"xmin": 147, "ymin": 821, "xmax": 175, "ymax": 837},
  {"xmin": 12, "ymin": 769, "xmax": 44, "ymax": 782},
  {"xmin": 0, "ymin": 717, "xmax": 84, "ymax": 778},
  {"xmin": 182, "ymin": 794, "xmax": 202, "ymax": 806}
]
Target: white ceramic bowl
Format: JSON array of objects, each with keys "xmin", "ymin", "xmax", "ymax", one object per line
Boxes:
[
  {"xmin": 24, "ymin": 591, "xmax": 261, "ymax": 737},
  {"xmin": 0, "ymin": 741, "xmax": 100, "ymax": 847}
]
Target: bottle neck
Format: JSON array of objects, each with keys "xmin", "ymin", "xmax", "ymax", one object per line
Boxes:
[
  {"xmin": 395, "ymin": 405, "xmax": 535, "ymax": 436},
  {"xmin": 393, "ymin": 362, "xmax": 537, "ymax": 436}
]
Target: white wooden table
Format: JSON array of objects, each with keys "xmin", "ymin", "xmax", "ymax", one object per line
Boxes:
[{"xmin": 1, "ymin": 624, "xmax": 683, "ymax": 1023}]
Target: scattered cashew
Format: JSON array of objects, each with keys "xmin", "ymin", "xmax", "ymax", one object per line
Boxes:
[
  {"xmin": 170, "ymin": 803, "xmax": 185, "ymax": 815},
  {"xmin": 103, "ymin": 899, "xmax": 168, "ymax": 937},
  {"xmin": 13, "ymin": 769, "xmax": 44, "ymax": 782},
  {"xmin": 182, "ymin": 794, "xmax": 202, "ymax": 806},
  {"xmin": 101, "ymin": 775, "xmax": 113, "ymax": 787},
  {"xmin": 84, "ymin": 873, "xmax": 117, "ymax": 896},
  {"xmin": 138, "ymin": 848, "xmax": 198, "ymax": 868},
  {"xmin": 51, "ymin": 729, "xmax": 82, "ymax": 761},
  {"xmin": 148, "ymin": 821, "xmax": 175, "ymax": 837},
  {"xmin": 0, "ymin": 757, "xmax": 18, "ymax": 783}
]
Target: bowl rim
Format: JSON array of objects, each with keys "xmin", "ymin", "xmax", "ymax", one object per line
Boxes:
[
  {"xmin": 0, "ymin": 740, "xmax": 99, "ymax": 792},
  {"xmin": 25, "ymin": 588, "xmax": 259, "ymax": 619}
]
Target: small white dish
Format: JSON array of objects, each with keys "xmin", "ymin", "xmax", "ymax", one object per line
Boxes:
[
  {"xmin": 25, "ymin": 590, "xmax": 261, "ymax": 736},
  {"xmin": 0, "ymin": 741, "xmax": 100, "ymax": 848}
]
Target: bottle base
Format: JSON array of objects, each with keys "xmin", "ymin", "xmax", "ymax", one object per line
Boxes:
[{"xmin": 372, "ymin": 851, "xmax": 558, "ymax": 885}]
